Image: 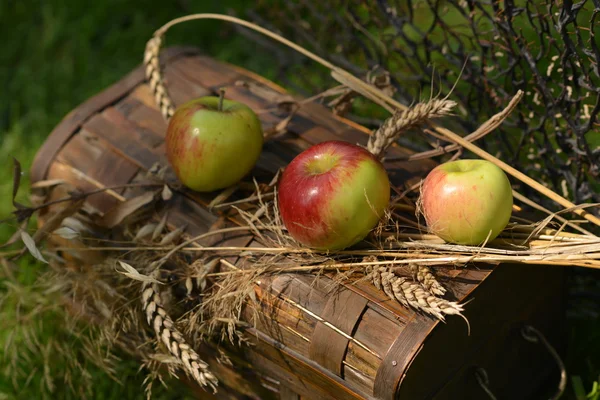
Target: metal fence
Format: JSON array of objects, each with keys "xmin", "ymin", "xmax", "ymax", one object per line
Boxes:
[{"xmin": 237, "ymin": 0, "xmax": 600, "ymax": 217}]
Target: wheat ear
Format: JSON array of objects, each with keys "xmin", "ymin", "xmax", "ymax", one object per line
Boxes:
[
  {"xmin": 144, "ymin": 35, "xmax": 175, "ymax": 120},
  {"xmin": 141, "ymin": 274, "xmax": 218, "ymax": 391},
  {"xmin": 364, "ymin": 256, "xmax": 463, "ymax": 321},
  {"xmin": 410, "ymin": 264, "xmax": 446, "ymax": 296},
  {"xmin": 367, "ymin": 98, "xmax": 456, "ymax": 159}
]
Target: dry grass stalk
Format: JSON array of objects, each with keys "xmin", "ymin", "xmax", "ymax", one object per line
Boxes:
[
  {"xmin": 45, "ymin": 207, "xmax": 600, "ymax": 272},
  {"xmin": 141, "ymin": 274, "xmax": 218, "ymax": 391},
  {"xmin": 0, "ymin": 270, "xmax": 120, "ymax": 397},
  {"xmin": 385, "ymin": 90, "xmax": 525, "ymax": 162},
  {"xmin": 367, "ymin": 98, "xmax": 456, "ymax": 159},
  {"xmin": 512, "ymin": 190, "xmax": 597, "ymax": 237},
  {"xmin": 187, "ymin": 262, "xmax": 262, "ymax": 344},
  {"xmin": 328, "ymin": 67, "xmax": 396, "ymax": 116},
  {"xmin": 42, "ymin": 225, "xmax": 600, "ymax": 271}
]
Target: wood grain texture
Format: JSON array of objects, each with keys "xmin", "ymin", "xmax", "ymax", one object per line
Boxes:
[
  {"xmin": 373, "ymin": 315, "xmax": 435, "ymax": 399},
  {"xmin": 30, "ymin": 47, "xmax": 202, "ymax": 183},
  {"xmin": 245, "ymin": 327, "xmax": 375, "ymax": 400},
  {"xmin": 31, "ymin": 47, "xmax": 565, "ymax": 400},
  {"xmin": 308, "ymin": 288, "xmax": 369, "ymax": 376}
]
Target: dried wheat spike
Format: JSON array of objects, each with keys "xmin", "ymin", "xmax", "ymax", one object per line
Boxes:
[
  {"xmin": 367, "ymin": 262, "xmax": 463, "ymax": 321},
  {"xmin": 367, "ymin": 98, "xmax": 456, "ymax": 159},
  {"xmin": 144, "ymin": 35, "xmax": 175, "ymax": 120},
  {"xmin": 410, "ymin": 264, "xmax": 446, "ymax": 296},
  {"xmin": 141, "ymin": 278, "xmax": 218, "ymax": 391}
]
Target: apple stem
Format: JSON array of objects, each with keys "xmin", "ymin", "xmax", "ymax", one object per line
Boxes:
[{"xmin": 218, "ymin": 88, "xmax": 225, "ymax": 112}]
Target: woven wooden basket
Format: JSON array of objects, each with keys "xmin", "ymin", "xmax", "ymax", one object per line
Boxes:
[{"xmin": 31, "ymin": 47, "xmax": 566, "ymax": 400}]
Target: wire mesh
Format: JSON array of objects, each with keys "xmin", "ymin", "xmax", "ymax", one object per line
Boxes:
[{"xmin": 235, "ymin": 0, "xmax": 600, "ymax": 217}]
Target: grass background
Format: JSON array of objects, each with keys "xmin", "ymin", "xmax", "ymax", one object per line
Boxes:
[
  {"xmin": 0, "ymin": 2, "xmax": 274, "ymax": 399},
  {"xmin": 0, "ymin": 1, "xmax": 598, "ymax": 399}
]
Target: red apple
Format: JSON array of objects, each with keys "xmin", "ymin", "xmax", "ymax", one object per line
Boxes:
[
  {"xmin": 277, "ymin": 141, "xmax": 391, "ymax": 251},
  {"xmin": 165, "ymin": 96, "xmax": 263, "ymax": 192},
  {"xmin": 420, "ymin": 159, "xmax": 513, "ymax": 245}
]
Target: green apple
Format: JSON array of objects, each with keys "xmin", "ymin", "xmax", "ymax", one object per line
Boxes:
[
  {"xmin": 420, "ymin": 159, "xmax": 513, "ymax": 245},
  {"xmin": 277, "ymin": 140, "xmax": 391, "ymax": 251},
  {"xmin": 165, "ymin": 96, "xmax": 263, "ymax": 192}
]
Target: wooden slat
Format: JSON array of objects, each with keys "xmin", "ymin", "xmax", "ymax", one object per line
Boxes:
[
  {"xmin": 103, "ymin": 105, "xmax": 165, "ymax": 148},
  {"xmin": 309, "ymin": 288, "xmax": 368, "ymax": 376},
  {"xmin": 88, "ymin": 150, "xmax": 140, "ymax": 195},
  {"xmin": 245, "ymin": 328, "xmax": 374, "ymax": 400},
  {"xmin": 163, "ymin": 58, "xmax": 214, "ymax": 107},
  {"xmin": 245, "ymin": 351, "xmax": 334, "ymax": 400},
  {"xmin": 265, "ymin": 274, "xmax": 332, "ymax": 316},
  {"xmin": 163, "ymin": 194, "xmax": 219, "ymax": 239},
  {"xmin": 295, "ymin": 101, "xmax": 355, "ymax": 138},
  {"xmin": 353, "ymin": 307, "xmax": 404, "ymax": 358},
  {"xmin": 113, "ymin": 96, "xmax": 143, "ymax": 118},
  {"xmin": 251, "ymin": 313, "xmax": 312, "ymax": 356},
  {"xmin": 345, "ymin": 341, "xmax": 379, "ymax": 380},
  {"xmin": 341, "ymin": 276, "xmax": 415, "ymax": 323},
  {"xmin": 47, "ymin": 160, "xmax": 119, "ymax": 214},
  {"xmin": 125, "ymin": 104, "xmax": 169, "ymax": 143},
  {"xmin": 343, "ymin": 364, "xmax": 374, "ymax": 396},
  {"xmin": 253, "ymin": 286, "xmax": 320, "ymax": 336},
  {"xmin": 128, "ymin": 84, "xmax": 162, "ymax": 111},
  {"xmin": 373, "ymin": 315, "xmax": 436, "ymax": 399},
  {"xmin": 30, "ymin": 47, "xmax": 201, "ymax": 183},
  {"xmin": 55, "ymin": 132, "xmax": 105, "ymax": 174},
  {"xmin": 171, "ymin": 56, "xmax": 241, "ymax": 90},
  {"xmin": 84, "ymin": 112, "xmax": 168, "ymax": 172},
  {"xmin": 279, "ymin": 386, "xmax": 301, "ymax": 400}
]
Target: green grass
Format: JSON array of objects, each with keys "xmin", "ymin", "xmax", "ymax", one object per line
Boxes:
[
  {"xmin": 1, "ymin": 1, "xmax": 599, "ymax": 399},
  {"xmin": 0, "ymin": 1, "xmax": 279, "ymax": 398}
]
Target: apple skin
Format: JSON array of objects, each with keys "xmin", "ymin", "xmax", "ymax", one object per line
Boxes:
[
  {"xmin": 165, "ymin": 96, "xmax": 263, "ymax": 192},
  {"xmin": 277, "ymin": 140, "xmax": 391, "ymax": 251},
  {"xmin": 420, "ymin": 159, "xmax": 513, "ymax": 245}
]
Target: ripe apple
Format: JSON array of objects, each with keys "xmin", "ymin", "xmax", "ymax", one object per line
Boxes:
[
  {"xmin": 277, "ymin": 140, "xmax": 391, "ymax": 251},
  {"xmin": 420, "ymin": 159, "xmax": 513, "ymax": 245},
  {"xmin": 165, "ymin": 95, "xmax": 263, "ymax": 192}
]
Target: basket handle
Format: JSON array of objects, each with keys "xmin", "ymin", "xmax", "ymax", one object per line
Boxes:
[
  {"xmin": 474, "ymin": 324, "xmax": 566, "ymax": 400},
  {"xmin": 142, "ymin": 13, "xmax": 341, "ymax": 123},
  {"xmin": 144, "ymin": 34, "xmax": 175, "ymax": 120}
]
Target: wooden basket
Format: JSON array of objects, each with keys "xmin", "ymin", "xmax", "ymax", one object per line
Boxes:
[{"xmin": 31, "ymin": 47, "xmax": 566, "ymax": 400}]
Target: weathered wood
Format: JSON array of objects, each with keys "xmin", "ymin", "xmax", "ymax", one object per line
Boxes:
[
  {"xmin": 308, "ymin": 288, "xmax": 369, "ymax": 376},
  {"xmin": 31, "ymin": 46, "xmax": 565, "ymax": 400},
  {"xmin": 31, "ymin": 47, "xmax": 202, "ymax": 183},
  {"xmin": 374, "ymin": 315, "xmax": 436, "ymax": 399},
  {"xmin": 245, "ymin": 328, "xmax": 373, "ymax": 400}
]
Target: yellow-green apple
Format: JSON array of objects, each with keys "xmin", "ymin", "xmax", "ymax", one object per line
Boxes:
[
  {"xmin": 165, "ymin": 96, "xmax": 263, "ymax": 192},
  {"xmin": 277, "ymin": 140, "xmax": 390, "ymax": 251},
  {"xmin": 420, "ymin": 159, "xmax": 513, "ymax": 245}
]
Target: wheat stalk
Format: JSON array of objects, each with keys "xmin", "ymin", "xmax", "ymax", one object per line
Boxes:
[
  {"xmin": 365, "ymin": 257, "xmax": 463, "ymax": 321},
  {"xmin": 367, "ymin": 98, "xmax": 456, "ymax": 159},
  {"xmin": 141, "ymin": 273, "xmax": 218, "ymax": 391},
  {"xmin": 410, "ymin": 264, "xmax": 446, "ymax": 296},
  {"xmin": 144, "ymin": 35, "xmax": 175, "ymax": 120}
]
